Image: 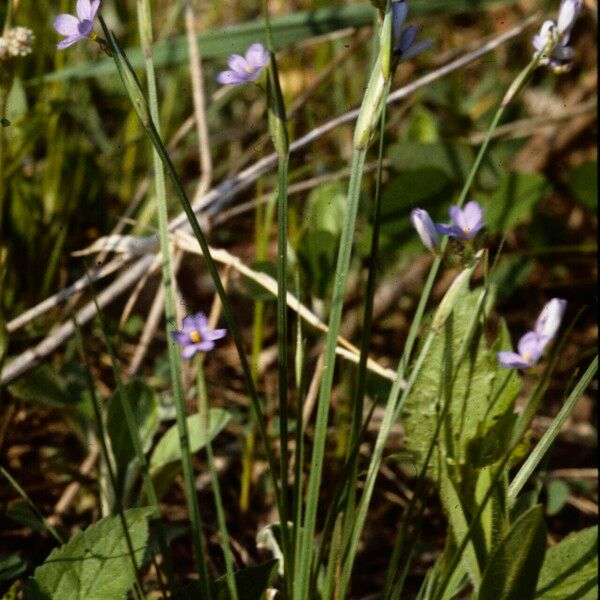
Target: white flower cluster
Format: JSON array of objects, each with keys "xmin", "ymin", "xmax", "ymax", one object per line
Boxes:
[{"xmin": 0, "ymin": 27, "xmax": 35, "ymax": 62}]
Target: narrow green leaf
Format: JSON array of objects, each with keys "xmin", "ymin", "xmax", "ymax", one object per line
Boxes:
[
  {"xmin": 478, "ymin": 505, "xmax": 547, "ymax": 600},
  {"xmin": 0, "ymin": 554, "xmax": 26, "ymax": 582},
  {"xmin": 535, "ymin": 526, "xmax": 598, "ymax": 600},
  {"xmin": 106, "ymin": 378, "xmax": 159, "ymax": 501},
  {"xmin": 25, "ymin": 508, "xmax": 153, "ymax": 600}
]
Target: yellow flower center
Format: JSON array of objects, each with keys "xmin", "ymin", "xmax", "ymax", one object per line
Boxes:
[
  {"xmin": 189, "ymin": 330, "xmax": 202, "ymax": 344},
  {"xmin": 523, "ymin": 353, "xmax": 531, "ymax": 363},
  {"xmin": 461, "ymin": 226, "xmax": 470, "ymax": 233},
  {"xmin": 244, "ymin": 66, "xmax": 254, "ymax": 74}
]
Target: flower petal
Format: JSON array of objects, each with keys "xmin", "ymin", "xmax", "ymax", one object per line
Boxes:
[
  {"xmin": 57, "ymin": 35, "xmax": 84, "ymax": 49},
  {"xmin": 245, "ymin": 42, "xmax": 269, "ymax": 69},
  {"xmin": 197, "ymin": 341, "xmax": 216, "ymax": 352},
  {"xmin": 497, "ymin": 351, "xmax": 530, "ymax": 369},
  {"xmin": 398, "ymin": 25, "xmax": 420, "ymax": 54},
  {"xmin": 517, "ymin": 331, "xmax": 545, "ymax": 364},
  {"xmin": 207, "ymin": 328, "xmax": 227, "ymax": 341},
  {"xmin": 77, "ymin": 0, "xmax": 93, "ymax": 21},
  {"xmin": 182, "ymin": 344, "xmax": 200, "ymax": 360},
  {"xmin": 436, "ymin": 223, "xmax": 459, "ymax": 237},
  {"xmin": 90, "ymin": 0, "xmax": 101, "ymax": 19},
  {"xmin": 181, "ymin": 314, "xmax": 197, "ymax": 332},
  {"xmin": 535, "ymin": 298, "xmax": 567, "ymax": 340},
  {"xmin": 399, "ymin": 38, "xmax": 432, "ymax": 62},
  {"xmin": 227, "ymin": 53, "xmax": 250, "ymax": 74},
  {"xmin": 216, "ymin": 70, "xmax": 251, "ymax": 85},
  {"xmin": 54, "ymin": 14, "xmax": 80, "ymax": 36}
]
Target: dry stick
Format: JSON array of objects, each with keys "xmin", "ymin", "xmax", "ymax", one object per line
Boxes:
[
  {"xmin": 212, "ymin": 159, "xmax": 390, "ymax": 226},
  {"xmin": 6, "ymin": 113, "xmax": 197, "ymax": 336},
  {"xmin": 1, "ymin": 18, "xmax": 536, "ymax": 385},
  {"xmin": 468, "ymin": 97, "xmax": 597, "ymax": 144},
  {"xmin": 184, "ymin": 0, "xmax": 213, "ymax": 199},
  {"xmin": 127, "ymin": 0, "xmax": 214, "ymax": 375},
  {"xmin": 127, "ymin": 249, "xmax": 184, "ymax": 375}
]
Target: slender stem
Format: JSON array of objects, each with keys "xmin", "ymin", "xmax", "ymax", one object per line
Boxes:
[
  {"xmin": 98, "ymin": 16, "xmax": 284, "ymax": 545},
  {"xmin": 262, "ymin": 0, "xmax": 293, "ymax": 587},
  {"xmin": 196, "ymin": 355, "xmax": 239, "ymax": 600},
  {"xmin": 72, "ymin": 314, "xmax": 148, "ymax": 600},
  {"xmin": 344, "ymin": 77, "xmax": 392, "ymax": 545},
  {"xmin": 296, "ymin": 147, "xmax": 367, "ymax": 599},
  {"xmin": 508, "ymin": 356, "xmax": 598, "ymax": 504},
  {"xmin": 135, "ymin": 1, "xmax": 207, "ymax": 589}
]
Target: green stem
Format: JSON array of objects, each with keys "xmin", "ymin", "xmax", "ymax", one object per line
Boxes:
[
  {"xmin": 508, "ymin": 356, "xmax": 598, "ymax": 505},
  {"xmin": 135, "ymin": 0, "xmax": 206, "ymax": 589},
  {"xmin": 344, "ymin": 77, "xmax": 392, "ymax": 545},
  {"xmin": 262, "ymin": 1, "xmax": 293, "ymax": 588},
  {"xmin": 296, "ymin": 146, "xmax": 367, "ymax": 600},
  {"xmin": 99, "ymin": 16, "xmax": 284, "ymax": 557},
  {"xmin": 196, "ymin": 355, "xmax": 239, "ymax": 600}
]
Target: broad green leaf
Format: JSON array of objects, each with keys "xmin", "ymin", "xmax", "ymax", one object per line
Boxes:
[
  {"xmin": 474, "ymin": 466, "xmax": 509, "ymax": 557},
  {"xmin": 478, "ymin": 505, "xmax": 547, "ymax": 600},
  {"xmin": 366, "ymin": 167, "xmax": 453, "ymax": 259},
  {"xmin": 296, "ymin": 181, "xmax": 346, "ymax": 299},
  {"xmin": 535, "ymin": 526, "xmax": 598, "ymax": 600},
  {"xmin": 389, "ymin": 141, "xmax": 472, "ymax": 183},
  {"xmin": 479, "ymin": 171, "xmax": 552, "ymax": 235},
  {"xmin": 303, "ymin": 181, "xmax": 346, "ymax": 238},
  {"xmin": 106, "ymin": 379, "xmax": 159, "ymax": 503},
  {"xmin": 388, "ymin": 141, "xmax": 500, "ymax": 190},
  {"xmin": 490, "ymin": 256, "xmax": 535, "ymax": 302},
  {"xmin": 297, "ymin": 230, "xmax": 339, "ymax": 300},
  {"xmin": 440, "ymin": 467, "xmax": 482, "ymax": 588},
  {"xmin": 172, "ymin": 559, "xmax": 280, "ymax": 600},
  {"xmin": 8, "ymin": 364, "xmax": 78, "ymax": 407},
  {"xmin": 567, "ymin": 161, "xmax": 597, "ymax": 211},
  {"xmin": 401, "ymin": 289, "xmax": 521, "ymax": 480},
  {"xmin": 545, "ymin": 479, "xmax": 569, "ymax": 516},
  {"xmin": 5, "ymin": 500, "xmax": 47, "ymax": 533},
  {"xmin": 0, "ymin": 554, "xmax": 26, "ymax": 582},
  {"xmin": 149, "ymin": 409, "xmax": 232, "ymax": 500},
  {"xmin": 25, "ymin": 508, "xmax": 152, "ymax": 600}
]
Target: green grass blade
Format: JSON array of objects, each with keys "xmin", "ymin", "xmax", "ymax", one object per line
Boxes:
[{"xmin": 508, "ymin": 356, "xmax": 598, "ymax": 505}]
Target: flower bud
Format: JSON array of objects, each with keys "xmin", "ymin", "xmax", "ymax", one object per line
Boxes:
[
  {"xmin": 410, "ymin": 208, "xmax": 439, "ymax": 252},
  {"xmin": 534, "ymin": 298, "xmax": 567, "ymax": 341}
]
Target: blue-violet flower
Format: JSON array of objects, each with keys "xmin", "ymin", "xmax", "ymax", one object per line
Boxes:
[
  {"xmin": 54, "ymin": 0, "xmax": 100, "ymax": 50},
  {"xmin": 436, "ymin": 201, "xmax": 485, "ymax": 240},
  {"xmin": 171, "ymin": 312, "xmax": 227, "ymax": 359},
  {"xmin": 410, "ymin": 208, "xmax": 439, "ymax": 252},
  {"xmin": 497, "ymin": 331, "xmax": 548, "ymax": 370},
  {"xmin": 497, "ymin": 298, "xmax": 566, "ymax": 370},
  {"xmin": 216, "ymin": 43, "xmax": 269, "ymax": 85},
  {"xmin": 392, "ymin": 0, "xmax": 432, "ymax": 62}
]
